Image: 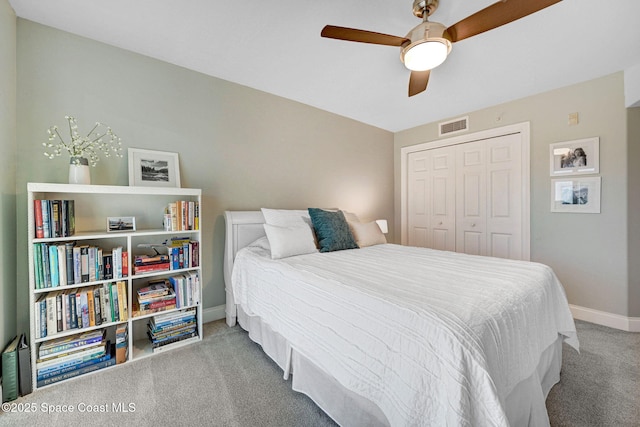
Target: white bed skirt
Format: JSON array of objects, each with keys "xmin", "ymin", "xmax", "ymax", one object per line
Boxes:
[{"xmin": 235, "ymin": 305, "xmax": 563, "ymax": 427}]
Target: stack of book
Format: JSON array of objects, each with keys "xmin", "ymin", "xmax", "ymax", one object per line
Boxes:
[
  {"xmin": 33, "ymin": 199, "xmax": 75, "ymax": 238},
  {"xmin": 34, "ymin": 281, "xmax": 128, "ymax": 339},
  {"xmin": 147, "ymin": 308, "xmax": 197, "ymax": 353},
  {"xmin": 35, "ymin": 330, "xmax": 114, "ymax": 387},
  {"xmin": 132, "ymin": 279, "xmax": 177, "ymax": 317},
  {"xmin": 133, "ymin": 253, "xmax": 170, "ymax": 274}
]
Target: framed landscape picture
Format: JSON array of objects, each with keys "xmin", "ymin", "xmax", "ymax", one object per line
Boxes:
[
  {"xmin": 549, "ymin": 137, "xmax": 599, "ymax": 176},
  {"xmin": 128, "ymin": 148, "xmax": 181, "ymax": 187},
  {"xmin": 550, "ymin": 177, "xmax": 601, "ymax": 213},
  {"xmin": 107, "ymin": 216, "xmax": 136, "ymax": 232}
]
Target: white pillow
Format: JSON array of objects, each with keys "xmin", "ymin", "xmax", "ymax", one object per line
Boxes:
[
  {"xmin": 261, "ymin": 208, "xmax": 312, "ymax": 228},
  {"xmin": 348, "ymin": 221, "xmax": 387, "ymax": 247},
  {"xmin": 263, "ymin": 224, "xmax": 318, "ymax": 259},
  {"xmin": 246, "ymin": 236, "xmax": 271, "ymax": 251},
  {"xmin": 341, "ymin": 211, "xmax": 360, "ymax": 223}
]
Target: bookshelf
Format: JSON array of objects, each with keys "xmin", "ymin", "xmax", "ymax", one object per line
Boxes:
[{"xmin": 27, "ymin": 183, "xmax": 203, "ymax": 390}]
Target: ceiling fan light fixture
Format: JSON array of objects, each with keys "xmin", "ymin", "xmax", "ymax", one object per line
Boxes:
[{"xmin": 401, "ymin": 39, "xmax": 450, "ymax": 71}]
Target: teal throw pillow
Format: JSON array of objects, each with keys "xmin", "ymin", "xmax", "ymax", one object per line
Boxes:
[{"xmin": 308, "ymin": 208, "xmax": 359, "ymax": 253}]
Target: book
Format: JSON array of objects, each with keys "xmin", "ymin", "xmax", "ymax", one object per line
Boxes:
[
  {"xmin": 117, "ymin": 281, "xmax": 128, "ymax": 321},
  {"xmin": 45, "ymin": 292, "xmax": 58, "ymax": 336},
  {"xmin": 57, "ymin": 244, "xmax": 67, "ymax": 289},
  {"xmin": 103, "ymin": 254, "xmax": 113, "ymax": 280},
  {"xmin": 110, "ymin": 283, "xmax": 120, "ymax": 322},
  {"xmin": 122, "ymin": 251, "xmax": 129, "ymax": 277},
  {"xmin": 55, "ymin": 292, "xmax": 63, "ymax": 332},
  {"xmin": 33, "ymin": 243, "xmax": 42, "ymax": 289},
  {"xmin": 88, "ymin": 246, "xmax": 96, "ymax": 282},
  {"xmin": 80, "ymin": 289, "xmax": 90, "ymax": 328},
  {"xmin": 150, "ymin": 331, "xmax": 198, "ymax": 354},
  {"xmin": 93, "ymin": 287, "xmax": 102, "ymax": 326},
  {"xmin": 60, "ymin": 200, "xmax": 68, "ymax": 237},
  {"xmin": 34, "ymin": 200, "xmax": 44, "ymax": 238},
  {"xmin": 112, "ymin": 246, "xmax": 122, "ymax": 279},
  {"xmin": 49, "ymin": 244, "xmax": 59, "ymax": 288},
  {"xmin": 68, "ymin": 290, "xmax": 78, "ymax": 330},
  {"xmin": 87, "ymin": 287, "xmax": 96, "ymax": 327},
  {"xmin": 101, "ymin": 285, "xmax": 112, "ymax": 324},
  {"xmin": 41, "ymin": 199, "xmax": 51, "ymax": 238},
  {"xmin": 137, "ymin": 279, "xmax": 171, "ymax": 299},
  {"xmin": 80, "ymin": 246, "xmax": 89, "ymax": 283},
  {"xmin": 115, "ymin": 324, "xmax": 128, "ymax": 364},
  {"xmin": 134, "ymin": 254, "xmax": 170, "ymax": 266},
  {"xmin": 51, "ymin": 200, "xmax": 61, "ymax": 238},
  {"xmin": 134, "ymin": 263, "xmax": 170, "ymax": 274},
  {"xmin": 38, "ymin": 330, "xmax": 105, "ymax": 358},
  {"xmin": 17, "ymin": 334, "xmax": 32, "ymax": 396},
  {"xmin": 1, "ymin": 335, "xmax": 19, "ymax": 402},
  {"xmin": 65, "ymin": 242, "xmax": 75, "ymax": 286},
  {"xmin": 66, "ymin": 200, "xmax": 75, "ymax": 236},
  {"xmin": 73, "ymin": 246, "xmax": 82, "ymax": 284}
]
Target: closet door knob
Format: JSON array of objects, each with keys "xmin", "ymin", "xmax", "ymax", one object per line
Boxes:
[{"xmin": 471, "ymin": 223, "xmax": 476, "ymax": 227}]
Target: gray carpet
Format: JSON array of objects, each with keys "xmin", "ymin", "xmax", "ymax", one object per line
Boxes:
[{"xmin": 1, "ymin": 319, "xmax": 638, "ymax": 426}]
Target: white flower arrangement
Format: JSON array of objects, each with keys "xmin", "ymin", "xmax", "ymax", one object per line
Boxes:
[{"xmin": 44, "ymin": 115, "xmax": 123, "ymax": 167}]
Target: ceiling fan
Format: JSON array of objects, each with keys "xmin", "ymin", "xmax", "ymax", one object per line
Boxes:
[{"xmin": 321, "ymin": 0, "xmax": 562, "ymax": 96}]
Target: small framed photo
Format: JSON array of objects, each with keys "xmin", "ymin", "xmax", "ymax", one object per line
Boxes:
[
  {"xmin": 107, "ymin": 216, "xmax": 136, "ymax": 232},
  {"xmin": 549, "ymin": 137, "xmax": 599, "ymax": 176},
  {"xmin": 550, "ymin": 177, "xmax": 601, "ymax": 213},
  {"xmin": 128, "ymin": 148, "xmax": 181, "ymax": 187}
]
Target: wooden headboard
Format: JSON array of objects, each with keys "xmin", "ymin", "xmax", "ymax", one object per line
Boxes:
[{"xmin": 223, "ymin": 211, "xmax": 266, "ymax": 326}]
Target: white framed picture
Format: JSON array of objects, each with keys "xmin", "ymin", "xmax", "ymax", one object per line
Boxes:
[
  {"xmin": 107, "ymin": 216, "xmax": 136, "ymax": 232},
  {"xmin": 549, "ymin": 137, "xmax": 599, "ymax": 176},
  {"xmin": 550, "ymin": 177, "xmax": 601, "ymax": 213},
  {"xmin": 128, "ymin": 148, "xmax": 181, "ymax": 187}
]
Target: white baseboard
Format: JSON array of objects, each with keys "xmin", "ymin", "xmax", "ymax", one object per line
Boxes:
[
  {"xmin": 203, "ymin": 304, "xmax": 227, "ymax": 323},
  {"xmin": 570, "ymin": 304, "xmax": 640, "ymax": 332}
]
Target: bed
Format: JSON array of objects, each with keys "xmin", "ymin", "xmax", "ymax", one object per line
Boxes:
[{"xmin": 223, "ymin": 210, "xmax": 579, "ymax": 426}]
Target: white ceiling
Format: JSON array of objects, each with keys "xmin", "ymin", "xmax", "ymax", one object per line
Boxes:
[{"xmin": 8, "ymin": 0, "xmax": 640, "ymax": 132}]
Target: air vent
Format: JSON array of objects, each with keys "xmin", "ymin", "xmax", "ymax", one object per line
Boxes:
[{"xmin": 439, "ymin": 116, "xmax": 469, "ymax": 137}]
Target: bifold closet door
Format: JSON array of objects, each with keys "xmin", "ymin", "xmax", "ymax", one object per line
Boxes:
[
  {"xmin": 456, "ymin": 133, "xmax": 523, "ymax": 259},
  {"xmin": 406, "ymin": 146, "xmax": 456, "ymax": 251}
]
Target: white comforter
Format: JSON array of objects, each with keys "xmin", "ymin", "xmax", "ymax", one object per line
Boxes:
[{"xmin": 232, "ymin": 243, "xmax": 578, "ymax": 426}]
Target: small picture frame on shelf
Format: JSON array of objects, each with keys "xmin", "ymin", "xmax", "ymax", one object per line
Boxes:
[
  {"xmin": 128, "ymin": 148, "xmax": 181, "ymax": 188},
  {"xmin": 550, "ymin": 177, "xmax": 601, "ymax": 213},
  {"xmin": 549, "ymin": 137, "xmax": 599, "ymax": 176},
  {"xmin": 107, "ymin": 216, "xmax": 136, "ymax": 232}
]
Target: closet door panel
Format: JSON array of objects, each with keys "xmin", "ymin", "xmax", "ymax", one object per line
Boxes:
[
  {"xmin": 486, "ymin": 134, "xmax": 522, "ymax": 259},
  {"xmin": 407, "ymin": 147, "xmax": 456, "ymax": 251},
  {"xmin": 456, "ymin": 142, "xmax": 487, "ymax": 256},
  {"xmin": 407, "ymin": 151, "xmax": 430, "ymax": 248},
  {"xmin": 430, "ymin": 147, "xmax": 456, "ymax": 251}
]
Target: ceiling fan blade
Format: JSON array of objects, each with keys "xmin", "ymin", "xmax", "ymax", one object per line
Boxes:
[
  {"xmin": 444, "ymin": 0, "xmax": 562, "ymax": 43},
  {"xmin": 409, "ymin": 70, "xmax": 430, "ymax": 97},
  {"xmin": 321, "ymin": 25, "xmax": 409, "ymax": 47}
]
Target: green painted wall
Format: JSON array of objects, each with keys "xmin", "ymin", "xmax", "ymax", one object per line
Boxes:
[
  {"xmin": 15, "ymin": 19, "xmax": 394, "ymax": 334},
  {"xmin": 0, "ymin": 0, "xmax": 17, "ymax": 349}
]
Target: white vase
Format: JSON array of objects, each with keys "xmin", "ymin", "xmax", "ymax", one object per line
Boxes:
[{"xmin": 68, "ymin": 157, "xmax": 91, "ymax": 185}]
